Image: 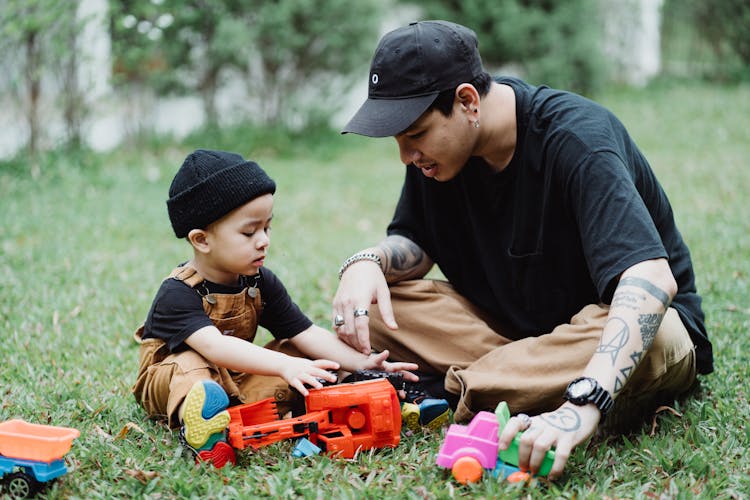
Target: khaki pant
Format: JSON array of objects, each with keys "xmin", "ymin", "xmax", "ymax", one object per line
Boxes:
[{"xmin": 369, "ymin": 280, "xmax": 696, "ymax": 423}]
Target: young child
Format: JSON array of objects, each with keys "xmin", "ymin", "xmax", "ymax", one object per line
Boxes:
[{"xmin": 133, "ymin": 149, "xmax": 420, "ymax": 467}]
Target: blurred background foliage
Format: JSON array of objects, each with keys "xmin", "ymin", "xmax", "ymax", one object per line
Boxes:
[
  {"xmin": 661, "ymin": 0, "xmax": 750, "ymax": 82},
  {"xmin": 108, "ymin": 0, "xmax": 384, "ymax": 127},
  {"xmin": 413, "ymin": 0, "xmax": 606, "ymax": 95},
  {"xmin": 1, "ymin": 0, "xmax": 748, "ymax": 159}
]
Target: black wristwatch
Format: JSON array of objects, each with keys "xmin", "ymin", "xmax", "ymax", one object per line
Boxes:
[{"xmin": 563, "ymin": 377, "xmax": 614, "ymax": 416}]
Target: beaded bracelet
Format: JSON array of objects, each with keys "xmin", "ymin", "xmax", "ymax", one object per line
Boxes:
[{"xmin": 338, "ymin": 251, "xmax": 382, "ymax": 280}]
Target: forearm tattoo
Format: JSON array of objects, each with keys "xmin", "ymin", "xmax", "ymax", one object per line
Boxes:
[
  {"xmin": 613, "ymin": 350, "xmax": 643, "ymax": 396},
  {"xmin": 599, "ymin": 275, "xmax": 669, "ymax": 396},
  {"xmin": 540, "ymin": 407, "xmax": 581, "ymax": 432},
  {"xmin": 618, "ymin": 276, "xmax": 671, "ymax": 308},
  {"xmin": 638, "ymin": 313, "xmax": 662, "ymax": 350},
  {"xmin": 379, "ymin": 236, "xmax": 427, "ymax": 281},
  {"xmin": 595, "ymin": 317, "xmax": 629, "ymax": 365}
]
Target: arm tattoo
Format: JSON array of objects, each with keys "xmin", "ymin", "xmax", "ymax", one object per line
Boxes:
[
  {"xmin": 595, "ymin": 317, "xmax": 629, "ymax": 365},
  {"xmin": 613, "ymin": 351, "xmax": 643, "ymax": 396},
  {"xmin": 611, "ymin": 289, "xmax": 646, "ymax": 310},
  {"xmin": 638, "ymin": 313, "xmax": 662, "ymax": 350},
  {"xmin": 618, "ymin": 277, "xmax": 671, "ymax": 308},
  {"xmin": 541, "ymin": 407, "xmax": 581, "ymax": 432},
  {"xmin": 386, "ymin": 239, "xmax": 424, "ymax": 271},
  {"xmin": 379, "ymin": 236, "xmax": 428, "ymax": 281}
]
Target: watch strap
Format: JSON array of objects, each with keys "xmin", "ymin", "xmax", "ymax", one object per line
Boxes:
[{"xmin": 564, "ymin": 377, "xmax": 614, "ymax": 416}]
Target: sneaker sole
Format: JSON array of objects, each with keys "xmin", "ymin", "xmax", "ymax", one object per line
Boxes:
[
  {"xmin": 402, "ymin": 403, "xmax": 421, "ymax": 432},
  {"xmin": 183, "ymin": 380, "xmax": 230, "ymax": 449},
  {"xmin": 196, "ymin": 441, "xmax": 236, "ymax": 468}
]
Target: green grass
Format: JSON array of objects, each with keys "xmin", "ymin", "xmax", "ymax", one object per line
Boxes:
[{"xmin": 1, "ymin": 81, "xmax": 749, "ymax": 498}]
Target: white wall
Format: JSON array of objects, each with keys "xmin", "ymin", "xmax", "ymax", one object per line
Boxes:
[{"xmin": 601, "ymin": 0, "xmax": 664, "ymax": 86}]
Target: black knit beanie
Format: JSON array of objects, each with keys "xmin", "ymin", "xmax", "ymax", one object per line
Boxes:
[{"xmin": 167, "ymin": 149, "xmax": 276, "ymax": 238}]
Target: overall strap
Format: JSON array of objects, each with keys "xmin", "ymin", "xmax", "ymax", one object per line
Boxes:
[{"xmin": 169, "ymin": 265, "xmax": 205, "ymax": 288}]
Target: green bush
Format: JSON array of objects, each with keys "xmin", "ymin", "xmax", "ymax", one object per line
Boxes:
[
  {"xmin": 109, "ymin": 0, "xmax": 385, "ymax": 128},
  {"xmin": 662, "ymin": 0, "xmax": 750, "ymax": 82},
  {"xmin": 410, "ymin": 0, "xmax": 607, "ymax": 96}
]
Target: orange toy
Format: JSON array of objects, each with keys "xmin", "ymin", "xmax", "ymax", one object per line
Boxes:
[
  {"xmin": 0, "ymin": 420, "xmax": 79, "ymax": 463},
  {"xmin": 227, "ymin": 378, "xmax": 401, "ymax": 458}
]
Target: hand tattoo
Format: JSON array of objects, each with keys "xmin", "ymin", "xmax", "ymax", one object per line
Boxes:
[{"xmin": 541, "ymin": 407, "xmax": 581, "ymax": 432}]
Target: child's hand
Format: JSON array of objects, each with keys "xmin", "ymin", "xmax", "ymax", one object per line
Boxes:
[
  {"xmin": 363, "ymin": 350, "xmax": 420, "ymax": 382},
  {"xmin": 281, "ymin": 358, "xmax": 340, "ymax": 396}
]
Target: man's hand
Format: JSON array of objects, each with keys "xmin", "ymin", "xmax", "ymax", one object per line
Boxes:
[
  {"xmin": 332, "ymin": 258, "xmax": 397, "ymax": 354},
  {"xmin": 498, "ymin": 402, "xmax": 600, "ymax": 480}
]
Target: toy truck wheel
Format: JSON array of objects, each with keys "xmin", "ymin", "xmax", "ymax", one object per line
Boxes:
[
  {"xmin": 451, "ymin": 456, "xmax": 484, "ymax": 484},
  {"xmin": 4, "ymin": 471, "xmax": 43, "ymax": 499}
]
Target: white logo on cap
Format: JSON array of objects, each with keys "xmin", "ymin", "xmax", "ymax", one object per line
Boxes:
[{"xmin": 371, "ymin": 73, "xmax": 379, "ymax": 85}]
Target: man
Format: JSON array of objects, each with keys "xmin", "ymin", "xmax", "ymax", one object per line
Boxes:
[{"xmin": 332, "ymin": 20, "xmax": 712, "ymax": 479}]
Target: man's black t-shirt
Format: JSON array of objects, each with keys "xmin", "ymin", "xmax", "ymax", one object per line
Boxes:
[
  {"xmin": 141, "ymin": 267, "xmax": 312, "ymax": 353},
  {"xmin": 388, "ymin": 77, "xmax": 712, "ymax": 374}
]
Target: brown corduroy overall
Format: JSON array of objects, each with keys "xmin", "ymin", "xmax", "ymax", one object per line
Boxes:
[{"xmin": 132, "ymin": 266, "xmax": 300, "ymax": 428}]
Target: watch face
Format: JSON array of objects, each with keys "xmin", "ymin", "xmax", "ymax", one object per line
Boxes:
[{"xmin": 569, "ymin": 378, "xmax": 595, "ymax": 398}]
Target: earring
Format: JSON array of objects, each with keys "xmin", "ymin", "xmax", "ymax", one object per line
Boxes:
[{"xmin": 474, "ymin": 120, "xmax": 480, "ymax": 129}]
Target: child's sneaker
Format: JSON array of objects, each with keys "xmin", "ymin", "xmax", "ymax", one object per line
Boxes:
[
  {"xmin": 401, "ymin": 380, "xmax": 450, "ymax": 432},
  {"xmin": 181, "ymin": 380, "xmax": 236, "ymax": 468}
]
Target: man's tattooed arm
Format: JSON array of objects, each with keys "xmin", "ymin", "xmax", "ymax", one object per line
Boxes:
[
  {"xmin": 589, "ymin": 260, "xmax": 677, "ymax": 397},
  {"xmin": 376, "ymin": 235, "xmax": 433, "ymax": 284}
]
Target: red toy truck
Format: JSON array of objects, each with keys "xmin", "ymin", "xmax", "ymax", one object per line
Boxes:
[
  {"xmin": 227, "ymin": 378, "xmax": 401, "ymax": 458},
  {"xmin": 0, "ymin": 420, "xmax": 79, "ymax": 498}
]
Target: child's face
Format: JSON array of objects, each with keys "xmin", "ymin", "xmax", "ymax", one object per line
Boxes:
[{"xmin": 203, "ymin": 193, "xmax": 274, "ymax": 278}]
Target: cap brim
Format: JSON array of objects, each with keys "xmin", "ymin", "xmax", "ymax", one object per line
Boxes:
[{"xmin": 341, "ymin": 93, "xmax": 439, "ymax": 137}]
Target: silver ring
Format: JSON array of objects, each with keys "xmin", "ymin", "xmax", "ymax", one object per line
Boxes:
[
  {"xmin": 334, "ymin": 314, "xmax": 345, "ymax": 326},
  {"xmin": 516, "ymin": 413, "xmax": 532, "ymax": 430},
  {"xmin": 353, "ymin": 308, "xmax": 369, "ymax": 318}
]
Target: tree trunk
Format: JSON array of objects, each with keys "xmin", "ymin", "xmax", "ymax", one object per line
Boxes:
[
  {"xmin": 63, "ymin": 27, "xmax": 83, "ymax": 149},
  {"xmin": 200, "ymin": 66, "xmax": 219, "ymax": 126},
  {"xmin": 25, "ymin": 30, "xmax": 42, "ymax": 156}
]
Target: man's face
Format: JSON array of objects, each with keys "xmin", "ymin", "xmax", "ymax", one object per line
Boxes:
[{"xmin": 394, "ymin": 102, "xmax": 475, "ymax": 182}]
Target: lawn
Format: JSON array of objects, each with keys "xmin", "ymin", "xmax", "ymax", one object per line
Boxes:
[{"xmin": 1, "ymin": 80, "xmax": 748, "ymax": 498}]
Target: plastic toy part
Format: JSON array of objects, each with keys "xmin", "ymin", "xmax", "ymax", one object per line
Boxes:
[
  {"xmin": 343, "ymin": 369, "xmax": 451, "ymax": 432},
  {"xmin": 435, "ymin": 401, "xmax": 556, "ymax": 484},
  {"xmin": 228, "ymin": 378, "xmax": 401, "ymax": 459},
  {"xmin": 292, "ymin": 438, "xmax": 322, "ymax": 458},
  {"xmin": 0, "ymin": 420, "xmax": 79, "ymax": 499},
  {"xmin": 0, "ymin": 420, "xmax": 79, "ymax": 463},
  {"xmin": 492, "ymin": 461, "xmax": 524, "ymax": 481},
  {"xmin": 506, "ymin": 470, "xmax": 532, "ymax": 483},
  {"xmin": 436, "ymin": 411, "xmax": 500, "ymax": 473},
  {"xmin": 495, "ymin": 402, "xmax": 554, "ymax": 477},
  {"xmin": 451, "ymin": 456, "xmax": 484, "ymax": 484}
]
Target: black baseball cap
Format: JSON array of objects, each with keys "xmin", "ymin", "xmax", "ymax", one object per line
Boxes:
[{"xmin": 342, "ymin": 20, "xmax": 484, "ymax": 138}]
